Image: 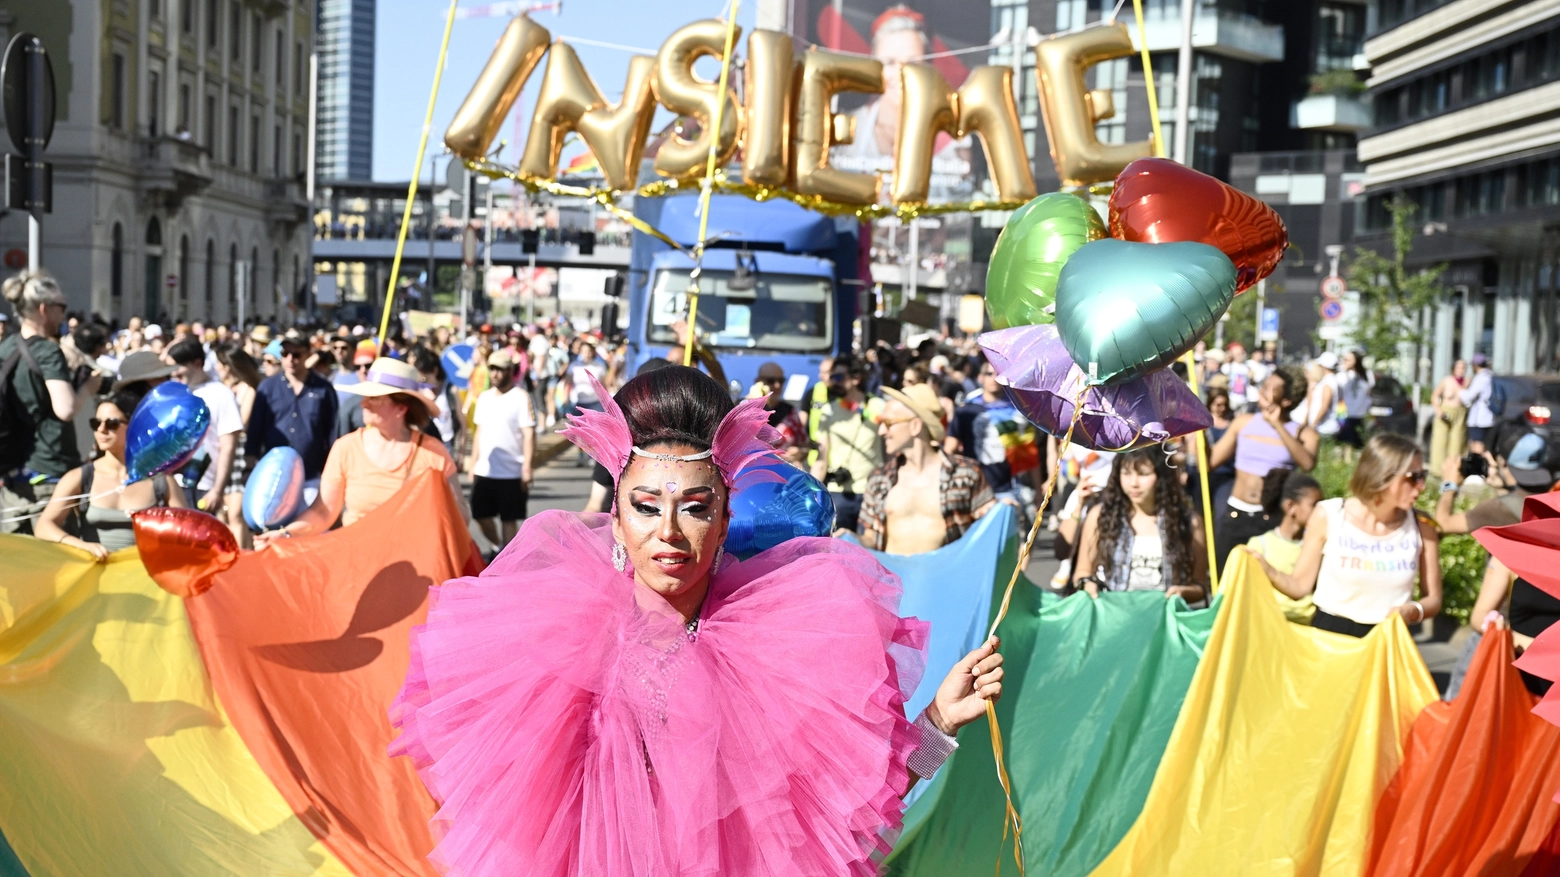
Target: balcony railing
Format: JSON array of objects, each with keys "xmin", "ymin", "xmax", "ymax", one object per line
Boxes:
[
  {"xmin": 1292, "ymin": 94, "xmax": 1373, "ymax": 132},
  {"xmin": 139, "ymin": 136, "xmax": 213, "ymax": 206},
  {"xmin": 1129, "ymin": 8, "xmax": 1285, "ymax": 64}
]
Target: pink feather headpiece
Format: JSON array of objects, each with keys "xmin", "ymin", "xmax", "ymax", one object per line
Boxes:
[{"xmin": 560, "ymin": 373, "xmax": 783, "ymax": 493}]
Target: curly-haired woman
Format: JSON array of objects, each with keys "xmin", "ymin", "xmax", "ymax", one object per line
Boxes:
[{"xmin": 1072, "ymin": 445, "xmax": 1208, "ymax": 603}]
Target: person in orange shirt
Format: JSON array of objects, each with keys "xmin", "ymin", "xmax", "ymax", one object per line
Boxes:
[{"xmin": 255, "ymin": 358, "xmax": 469, "ymax": 545}]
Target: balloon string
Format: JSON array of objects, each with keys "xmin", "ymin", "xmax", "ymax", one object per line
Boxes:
[
  {"xmin": 0, "ymin": 485, "xmax": 126, "ymax": 525},
  {"xmin": 686, "ymin": 0, "xmax": 742, "ymax": 369},
  {"xmin": 1130, "ymin": 0, "xmax": 1167, "ymax": 160},
  {"xmin": 377, "ymin": 0, "xmax": 461, "ymax": 350},
  {"xmin": 985, "ymin": 384, "xmax": 1089, "ymax": 877},
  {"xmin": 1179, "ymin": 349, "xmax": 1220, "ymax": 589}
]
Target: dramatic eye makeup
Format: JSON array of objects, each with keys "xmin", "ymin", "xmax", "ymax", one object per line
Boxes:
[{"xmin": 628, "ymin": 483, "xmax": 719, "ymax": 517}]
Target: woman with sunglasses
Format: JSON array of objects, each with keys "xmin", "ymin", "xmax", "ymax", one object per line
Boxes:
[
  {"xmin": 35, "ymin": 391, "xmax": 189, "ymax": 560},
  {"xmin": 1252, "ymin": 433, "xmax": 1441, "ymax": 637}
]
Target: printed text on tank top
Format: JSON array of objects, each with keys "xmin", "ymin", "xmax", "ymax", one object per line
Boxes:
[
  {"xmin": 1233, "ymin": 416, "xmax": 1301, "ymax": 477},
  {"xmin": 1313, "ymin": 497, "xmax": 1420, "ymax": 624}
]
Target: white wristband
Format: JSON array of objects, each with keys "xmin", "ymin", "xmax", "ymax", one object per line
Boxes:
[{"xmin": 907, "ymin": 709, "xmax": 959, "ymax": 778}]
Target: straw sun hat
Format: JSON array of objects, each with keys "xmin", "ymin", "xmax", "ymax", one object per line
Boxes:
[{"xmin": 337, "ymin": 358, "xmax": 439, "ymax": 419}]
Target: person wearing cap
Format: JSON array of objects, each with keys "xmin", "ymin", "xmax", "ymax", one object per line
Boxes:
[
  {"xmin": 166, "ymin": 337, "xmax": 243, "ymax": 516},
  {"xmin": 245, "ymin": 331, "xmax": 340, "ymax": 502},
  {"xmin": 256, "ymin": 358, "xmax": 464, "ymax": 546},
  {"xmin": 752, "ymin": 362, "xmax": 807, "ymax": 464},
  {"xmin": 857, "ymin": 381, "xmax": 994, "ymax": 555},
  {"xmin": 1460, "ymin": 353, "xmax": 1495, "ymax": 457},
  {"xmin": 467, "ymin": 349, "xmax": 535, "ymax": 551}
]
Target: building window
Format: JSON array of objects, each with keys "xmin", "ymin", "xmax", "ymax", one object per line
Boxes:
[
  {"xmin": 111, "ymin": 54, "xmax": 126, "ymax": 130},
  {"xmin": 204, "ymin": 94, "xmax": 216, "ymax": 148},
  {"xmin": 181, "ymin": 0, "xmax": 193, "ymax": 33},
  {"xmin": 145, "ymin": 218, "xmax": 164, "ymax": 322},
  {"xmin": 206, "ymin": 0, "xmax": 218, "ymax": 46},
  {"xmin": 250, "ymin": 113, "xmax": 260, "ymax": 173},
  {"xmin": 230, "ymin": 0, "xmax": 241, "ymax": 60},
  {"xmin": 229, "ymin": 243, "xmax": 240, "ymax": 318},
  {"xmin": 1092, "ymin": 58, "xmax": 1128, "ymax": 145},
  {"xmin": 228, "ymin": 105, "xmax": 239, "ymax": 164},
  {"xmin": 148, "ymin": 71, "xmax": 162, "ymax": 137},
  {"xmin": 276, "ymin": 30, "xmax": 285, "ymax": 88},
  {"xmin": 150, "ymin": 0, "xmax": 161, "ymax": 19},
  {"xmin": 111, "ymin": 224, "xmax": 124, "ymax": 301},
  {"xmin": 205, "ymin": 238, "xmax": 216, "ymax": 315},
  {"xmin": 178, "ymin": 83, "xmax": 191, "ymax": 135},
  {"xmin": 178, "ymin": 235, "xmax": 190, "ymax": 317},
  {"xmin": 292, "ymin": 131, "xmax": 302, "ymax": 177},
  {"xmin": 295, "ymin": 41, "xmax": 304, "ymax": 96},
  {"xmin": 273, "ymin": 124, "xmax": 283, "ymax": 177},
  {"xmin": 252, "ymin": 13, "xmax": 262, "ymax": 73},
  {"xmin": 1056, "ymin": 0, "xmax": 1086, "ymax": 31}
]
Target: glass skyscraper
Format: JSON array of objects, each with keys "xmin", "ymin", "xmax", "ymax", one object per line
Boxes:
[{"xmin": 316, "ymin": 0, "xmax": 375, "ymax": 180}]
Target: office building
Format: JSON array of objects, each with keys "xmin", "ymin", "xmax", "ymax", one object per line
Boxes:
[
  {"xmin": 1356, "ymin": 0, "xmax": 1560, "ymax": 376},
  {"xmin": 314, "ymin": 0, "xmax": 373, "ymax": 180},
  {"xmin": 0, "ymin": 0, "xmax": 313, "ymax": 325}
]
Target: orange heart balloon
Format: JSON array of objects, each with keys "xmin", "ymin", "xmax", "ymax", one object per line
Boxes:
[
  {"xmin": 132, "ymin": 506, "xmax": 239, "ymax": 597},
  {"xmin": 1109, "ymin": 158, "xmax": 1288, "ymax": 293}
]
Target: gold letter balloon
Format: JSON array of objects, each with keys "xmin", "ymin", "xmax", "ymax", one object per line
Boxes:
[
  {"xmin": 652, "ymin": 19, "xmax": 745, "ymax": 180},
  {"xmin": 445, "ymin": 14, "xmax": 1149, "ymax": 204}
]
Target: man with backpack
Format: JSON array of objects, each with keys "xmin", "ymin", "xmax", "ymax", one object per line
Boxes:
[
  {"xmin": 1460, "ymin": 353, "xmax": 1495, "ymax": 458},
  {"xmin": 0, "ymin": 271, "xmax": 83, "ymax": 534}
]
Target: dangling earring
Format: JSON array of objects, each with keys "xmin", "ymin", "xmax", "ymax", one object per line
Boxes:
[
  {"xmin": 611, "ymin": 542, "xmax": 628, "ymax": 573},
  {"xmin": 712, "ymin": 544, "xmax": 725, "ymax": 572}
]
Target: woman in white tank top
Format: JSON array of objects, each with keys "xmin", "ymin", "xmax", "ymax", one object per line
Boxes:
[{"xmin": 1250, "ymin": 433, "xmax": 1442, "ymax": 638}]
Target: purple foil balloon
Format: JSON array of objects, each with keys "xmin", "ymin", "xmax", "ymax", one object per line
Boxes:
[{"xmin": 980, "ymin": 325, "xmax": 1212, "ymax": 451}]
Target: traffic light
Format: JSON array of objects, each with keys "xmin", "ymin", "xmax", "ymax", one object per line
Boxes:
[
  {"xmin": 577, "ymin": 231, "xmax": 595, "ymax": 256},
  {"xmin": 602, "ymin": 271, "xmax": 625, "ymax": 298},
  {"xmin": 521, "ymin": 229, "xmax": 539, "ymax": 254}
]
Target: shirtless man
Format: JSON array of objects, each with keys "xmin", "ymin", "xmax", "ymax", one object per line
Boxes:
[{"xmin": 857, "ymin": 383, "xmax": 994, "ymax": 555}]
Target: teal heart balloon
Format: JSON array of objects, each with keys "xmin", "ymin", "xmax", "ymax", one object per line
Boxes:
[
  {"xmin": 985, "ymin": 193, "xmax": 1107, "ymax": 329},
  {"xmin": 1054, "ymin": 238, "xmax": 1237, "ymax": 385}
]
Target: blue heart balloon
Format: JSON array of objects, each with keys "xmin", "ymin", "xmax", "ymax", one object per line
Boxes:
[
  {"xmin": 125, "ymin": 382, "xmax": 211, "ymax": 483},
  {"xmin": 243, "ymin": 447, "xmax": 307, "ymax": 530},
  {"xmin": 725, "ymin": 455, "xmax": 836, "ymax": 560},
  {"xmin": 1054, "ymin": 238, "xmax": 1237, "ymax": 385}
]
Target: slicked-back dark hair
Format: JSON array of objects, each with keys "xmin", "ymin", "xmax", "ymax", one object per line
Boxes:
[{"xmin": 615, "ymin": 365, "xmax": 734, "ymax": 452}]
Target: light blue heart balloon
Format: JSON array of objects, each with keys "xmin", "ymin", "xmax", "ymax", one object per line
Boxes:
[{"xmin": 1054, "ymin": 238, "xmax": 1237, "ymax": 385}]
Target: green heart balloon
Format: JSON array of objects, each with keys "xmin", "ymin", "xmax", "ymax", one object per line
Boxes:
[
  {"xmin": 1055, "ymin": 238, "xmax": 1237, "ymax": 385},
  {"xmin": 985, "ymin": 193, "xmax": 1107, "ymax": 329}
]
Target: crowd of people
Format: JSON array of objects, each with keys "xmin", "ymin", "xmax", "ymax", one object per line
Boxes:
[{"xmin": 2, "ymin": 263, "xmax": 1550, "ymax": 673}]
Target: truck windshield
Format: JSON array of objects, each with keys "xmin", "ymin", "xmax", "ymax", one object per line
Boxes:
[{"xmin": 648, "ymin": 269, "xmax": 833, "ymax": 353}]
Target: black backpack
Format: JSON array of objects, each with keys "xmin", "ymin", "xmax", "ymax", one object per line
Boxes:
[{"xmin": 0, "ymin": 338, "xmax": 43, "ymax": 473}]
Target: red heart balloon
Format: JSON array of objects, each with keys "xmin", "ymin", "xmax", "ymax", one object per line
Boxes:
[
  {"xmin": 132, "ymin": 506, "xmax": 239, "ymax": 597},
  {"xmin": 1109, "ymin": 158, "xmax": 1288, "ymax": 293}
]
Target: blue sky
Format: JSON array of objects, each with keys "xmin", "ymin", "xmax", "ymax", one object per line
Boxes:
[{"xmin": 372, "ymin": 0, "xmax": 760, "ymax": 182}]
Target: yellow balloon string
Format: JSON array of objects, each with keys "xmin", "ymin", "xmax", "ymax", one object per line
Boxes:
[
  {"xmin": 983, "ymin": 384, "xmax": 1090, "ymax": 877},
  {"xmin": 1181, "ymin": 350, "xmax": 1220, "ymax": 590},
  {"xmin": 684, "ymin": 0, "xmax": 742, "ymax": 368},
  {"xmin": 1130, "ymin": 0, "xmax": 1166, "ymax": 160},
  {"xmin": 379, "ymin": 0, "xmax": 461, "ymax": 350}
]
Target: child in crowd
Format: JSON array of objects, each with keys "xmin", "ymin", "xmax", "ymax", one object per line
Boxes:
[{"xmin": 1244, "ymin": 467, "xmax": 1323, "ymax": 623}]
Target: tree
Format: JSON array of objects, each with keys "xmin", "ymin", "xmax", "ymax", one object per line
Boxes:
[{"xmin": 1347, "ymin": 197, "xmax": 1447, "ymax": 376}]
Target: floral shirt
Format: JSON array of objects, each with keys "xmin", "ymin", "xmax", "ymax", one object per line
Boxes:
[{"xmin": 856, "ymin": 452, "xmax": 994, "ymax": 551}]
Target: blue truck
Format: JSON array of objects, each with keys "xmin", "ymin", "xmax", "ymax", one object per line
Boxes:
[{"xmin": 624, "ymin": 194, "xmax": 862, "ymax": 399}]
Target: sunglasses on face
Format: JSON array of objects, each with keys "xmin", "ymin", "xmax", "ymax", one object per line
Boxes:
[
  {"xmin": 1403, "ymin": 469, "xmax": 1428, "ymax": 486},
  {"xmin": 280, "ymin": 348, "xmax": 305, "ymax": 359},
  {"xmin": 90, "ymin": 417, "xmax": 126, "ymax": 432}
]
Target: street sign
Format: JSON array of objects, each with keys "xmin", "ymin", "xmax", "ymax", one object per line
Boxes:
[
  {"xmin": 1321, "ymin": 275, "xmax": 1345, "ymax": 300},
  {"xmin": 166, "ymin": 273, "xmax": 178, "ymax": 289},
  {"xmin": 1259, "ymin": 307, "xmax": 1280, "ymax": 342},
  {"xmin": 1, "ymin": 33, "xmax": 54, "ymax": 154},
  {"xmin": 440, "ymin": 343, "xmax": 475, "ymax": 390},
  {"xmin": 1320, "ymin": 299, "xmax": 1344, "ymax": 321}
]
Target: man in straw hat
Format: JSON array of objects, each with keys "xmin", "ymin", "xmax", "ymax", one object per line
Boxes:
[{"xmin": 857, "ymin": 381, "xmax": 994, "ymax": 555}]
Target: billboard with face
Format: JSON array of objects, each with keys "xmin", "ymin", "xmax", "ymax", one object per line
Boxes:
[{"xmin": 793, "ymin": 1, "xmax": 995, "ymax": 310}]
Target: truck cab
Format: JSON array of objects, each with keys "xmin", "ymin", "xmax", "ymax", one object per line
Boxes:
[{"xmin": 625, "ymin": 194, "xmax": 860, "ymax": 400}]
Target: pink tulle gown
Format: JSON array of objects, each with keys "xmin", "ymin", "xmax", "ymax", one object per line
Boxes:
[{"xmin": 391, "ymin": 510, "xmax": 928, "ymax": 877}]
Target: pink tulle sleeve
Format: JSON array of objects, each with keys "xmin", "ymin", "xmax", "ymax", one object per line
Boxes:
[{"xmin": 390, "ymin": 511, "xmax": 928, "ymax": 876}]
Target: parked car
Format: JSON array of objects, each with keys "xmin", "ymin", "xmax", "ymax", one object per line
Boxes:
[
  {"xmin": 1488, "ymin": 376, "xmax": 1560, "ymax": 468},
  {"xmin": 1366, "ymin": 374, "xmax": 1417, "ymax": 437}
]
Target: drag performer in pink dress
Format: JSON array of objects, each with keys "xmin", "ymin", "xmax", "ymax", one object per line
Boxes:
[{"xmin": 391, "ymin": 365, "xmax": 1005, "ymax": 876}]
